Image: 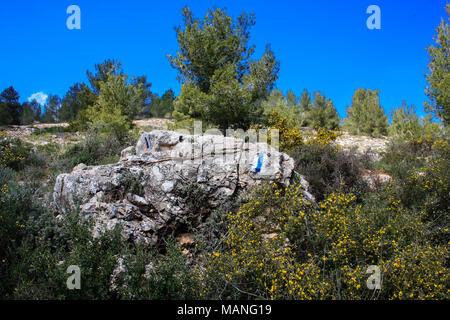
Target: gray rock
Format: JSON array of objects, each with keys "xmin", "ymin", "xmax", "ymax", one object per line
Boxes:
[{"xmin": 53, "ymin": 130, "xmax": 309, "ymax": 244}]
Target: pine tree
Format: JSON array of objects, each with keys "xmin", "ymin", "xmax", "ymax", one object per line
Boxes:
[
  {"xmin": 59, "ymin": 83, "xmax": 92, "ymax": 122},
  {"xmin": 0, "ymin": 86, "xmax": 21, "ymax": 125},
  {"xmin": 169, "ymin": 7, "xmax": 279, "ymax": 130},
  {"xmin": 389, "ymin": 101, "xmax": 442, "ymax": 141},
  {"xmin": 41, "ymin": 95, "xmax": 61, "ymax": 123},
  {"xmin": 425, "ymin": 4, "xmax": 450, "ymax": 125},
  {"xmin": 308, "ymin": 91, "xmax": 340, "ymax": 130},
  {"xmin": 151, "ymin": 89, "xmax": 175, "ymax": 118},
  {"xmin": 345, "ymin": 88, "xmax": 388, "ymax": 137}
]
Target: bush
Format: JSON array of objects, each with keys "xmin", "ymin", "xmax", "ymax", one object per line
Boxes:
[
  {"xmin": 0, "ymin": 176, "xmax": 199, "ymax": 299},
  {"xmin": 200, "ymin": 182, "xmax": 449, "ymax": 299},
  {"xmin": 345, "ymin": 88, "xmax": 388, "ymax": 137},
  {"xmin": 0, "ymin": 181, "xmax": 41, "ymax": 297},
  {"xmin": 388, "ymin": 102, "xmax": 443, "ymax": 141},
  {"xmin": 61, "ymin": 128, "xmax": 138, "ymax": 169},
  {"xmin": 176, "ymin": 183, "xmax": 210, "ymax": 217},
  {"xmin": 0, "ymin": 132, "xmax": 31, "ymax": 170},
  {"xmin": 117, "ymin": 240, "xmax": 200, "ymax": 299},
  {"xmin": 291, "ymin": 128, "xmax": 370, "ymax": 201}
]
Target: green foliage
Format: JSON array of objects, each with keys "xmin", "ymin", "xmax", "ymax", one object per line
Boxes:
[
  {"xmin": 69, "ymin": 59, "xmax": 152, "ymax": 131},
  {"xmin": 291, "ymin": 132, "xmax": 369, "ymax": 201},
  {"xmin": 202, "ymin": 180, "xmax": 449, "ymax": 299},
  {"xmin": 0, "ymin": 86, "xmax": 21, "ymax": 125},
  {"xmin": 61, "ymin": 129, "xmax": 135, "ymax": 168},
  {"xmin": 262, "ymin": 90, "xmax": 307, "ymax": 128},
  {"xmin": 168, "ymin": 6, "xmax": 256, "ymax": 92},
  {"xmin": 345, "ymin": 88, "xmax": 388, "ymax": 137},
  {"xmin": 41, "ymin": 94, "xmax": 61, "ymax": 123},
  {"xmin": 0, "ymin": 180, "xmax": 42, "ymax": 297},
  {"xmin": 87, "ymin": 59, "xmax": 123, "ymax": 95},
  {"xmin": 0, "ymin": 133, "xmax": 31, "ymax": 170},
  {"xmin": 150, "ymin": 89, "xmax": 175, "ymax": 118},
  {"xmin": 261, "ymin": 89, "xmax": 340, "ymax": 130},
  {"xmin": 59, "ymin": 83, "xmax": 94, "ymax": 122},
  {"xmin": 380, "ymin": 136, "xmax": 450, "ymax": 244},
  {"xmin": 117, "ymin": 241, "xmax": 200, "ymax": 299},
  {"xmin": 0, "ymin": 176, "xmax": 198, "ymax": 299},
  {"xmin": 20, "ymin": 100, "xmax": 41, "ymax": 125},
  {"xmin": 308, "ymin": 91, "xmax": 340, "ymax": 130},
  {"xmin": 388, "ymin": 101, "xmax": 443, "ymax": 141},
  {"xmin": 79, "ymin": 70, "xmax": 145, "ymax": 143},
  {"xmin": 425, "ymin": 5, "xmax": 450, "ymax": 125},
  {"xmin": 169, "ymin": 7, "xmax": 279, "ymax": 129},
  {"xmin": 176, "ymin": 183, "xmax": 210, "ymax": 215}
]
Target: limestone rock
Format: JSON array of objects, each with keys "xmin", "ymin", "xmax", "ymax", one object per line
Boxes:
[{"xmin": 53, "ymin": 130, "xmax": 309, "ymax": 244}]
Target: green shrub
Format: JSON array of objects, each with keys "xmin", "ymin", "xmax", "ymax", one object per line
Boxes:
[
  {"xmin": 291, "ymin": 140, "xmax": 370, "ymax": 201},
  {"xmin": 345, "ymin": 88, "xmax": 388, "ymax": 137},
  {"xmin": 0, "ymin": 133, "xmax": 32, "ymax": 170},
  {"xmin": 117, "ymin": 240, "xmax": 200, "ymax": 299},
  {"xmin": 31, "ymin": 126, "xmax": 67, "ymax": 136},
  {"xmin": 176, "ymin": 182, "xmax": 210, "ymax": 216},
  {"xmin": 388, "ymin": 102, "xmax": 443, "ymax": 141},
  {"xmin": 200, "ymin": 182, "xmax": 449, "ymax": 300},
  {"xmin": 61, "ymin": 129, "xmax": 135, "ymax": 169}
]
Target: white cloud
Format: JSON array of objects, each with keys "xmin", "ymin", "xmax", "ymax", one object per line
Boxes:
[{"xmin": 27, "ymin": 92, "xmax": 48, "ymax": 105}]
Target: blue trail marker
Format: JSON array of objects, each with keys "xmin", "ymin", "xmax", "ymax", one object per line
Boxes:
[
  {"xmin": 254, "ymin": 153, "xmax": 264, "ymax": 173},
  {"xmin": 144, "ymin": 136, "xmax": 150, "ymax": 150}
]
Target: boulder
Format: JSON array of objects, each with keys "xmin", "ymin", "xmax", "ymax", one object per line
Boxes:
[{"xmin": 53, "ymin": 130, "xmax": 307, "ymax": 244}]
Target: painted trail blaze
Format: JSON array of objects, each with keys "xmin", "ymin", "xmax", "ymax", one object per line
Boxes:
[{"xmin": 254, "ymin": 153, "xmax": 264, "ymax": 173}]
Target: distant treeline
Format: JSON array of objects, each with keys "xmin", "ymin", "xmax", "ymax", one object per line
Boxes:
[
  {"xmin": 0, "ymin": 66, "xmax": 176, "ymax": 127},
  {"xmin": 1, "ymin": 5, "xmax": 447, "ymax": 140}
]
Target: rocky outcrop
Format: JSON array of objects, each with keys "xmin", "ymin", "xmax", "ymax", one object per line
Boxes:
[{"xmin": 53, "ymin": 130, "xmax": 305, "ymax": 244}]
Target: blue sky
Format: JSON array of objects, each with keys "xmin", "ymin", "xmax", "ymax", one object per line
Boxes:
[{"xmin": 0, "ymin": 0, "xmax": 447, "ymax": 118}]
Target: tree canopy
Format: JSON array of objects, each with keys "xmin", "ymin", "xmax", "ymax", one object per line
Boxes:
[
  {"xmin": 425, "ymin": 4, "xmax": 450, "ymax": 125},
  {"xmin": 169, "ymin": 7, "xmax": 279, "ymax": 130},
  {"xmin": 345, "ymin": 88, "xmax": 388, "ymax": 137}
]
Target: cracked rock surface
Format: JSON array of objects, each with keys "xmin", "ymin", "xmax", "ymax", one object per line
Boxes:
[{"xmin": 53, "ymin": 130, "xmax": 303, "ymax": 244}]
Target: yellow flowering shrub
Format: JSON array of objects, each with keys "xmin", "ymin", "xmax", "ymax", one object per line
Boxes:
[
  {"xmin": 202, "ymin": 183, "xmax": 327, "ymax": 299},
  {"xmin": 0, "ymin": 132, "xmax": 27, "ymax": 169},
  {"xmin": 305, "ymin": 127, "xmax": 341, "ymax": 148},
  {"xmin": 251, "ymin": 110, "xmax": 304, "ymax": 152},
  {"xmin": 201, "ymin": 181, "xmax": 449, "ymax": 300}
]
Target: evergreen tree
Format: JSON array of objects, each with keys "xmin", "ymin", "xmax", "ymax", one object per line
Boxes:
[
  {"xmin": 389, "ymin": 101, "xmax": 442, "ymax": 141},
  {"xmin": 29, "ymin": 99, "xmax": 41, "ymax": 121},
  {"xmin": 135, "ymin": 76, "xmax": 153, "ymax": 119},
  {"xmin": 59, "ymin": 83, "xmax": 92, "ymax": 122},
  {"xmin": 0, "ymin": 103, "xmax": 13, "ymax": 125},
  {"xmin": 84, "ymin": 70, "xmax": 144, "ymax": 140},
  {"xmin": 262, "ymin": 90, "xmax": 305, "ymax": 128},
  {"xmin": 41, "ymin": 94, "xmax": 61, "ymax": 123},
  {"xmin": 169, "ymin": 7, "xmax": 279, "ymax": 130},
  {"xmin": 0, "ymin": 86, "xmax": 21, "ymax": 125},
  {"xmin": 151, "ymin": 89, "xmax": 175, "ymax": 118},
  {"xmin": 299, "ymin": 88, "xmax": 311, "ymax": 111},
  {"xmin": 87, "ymin": 59, "xmax": 123, "ymax": 95},
  {"xmin": 20, "ymin": 101, "xmax": 36, "ymax": 125},
  {"xmin": 345, "ymin": 88, "xmax": 388, "ymax": 137},
  {"xmin": 425, "ymin": 4, "xmax": 450, "ymax": 125},
  {"xmin": 72, "ymin": 59, "xmax": 151, "ymax": 129},
  {"xmin": 298, "ymin": 88, "xmax": 312, "ymax": 126},
  {"xmin": 308, "ymin": 91, "xmax": 340, "ymax": 130}
]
